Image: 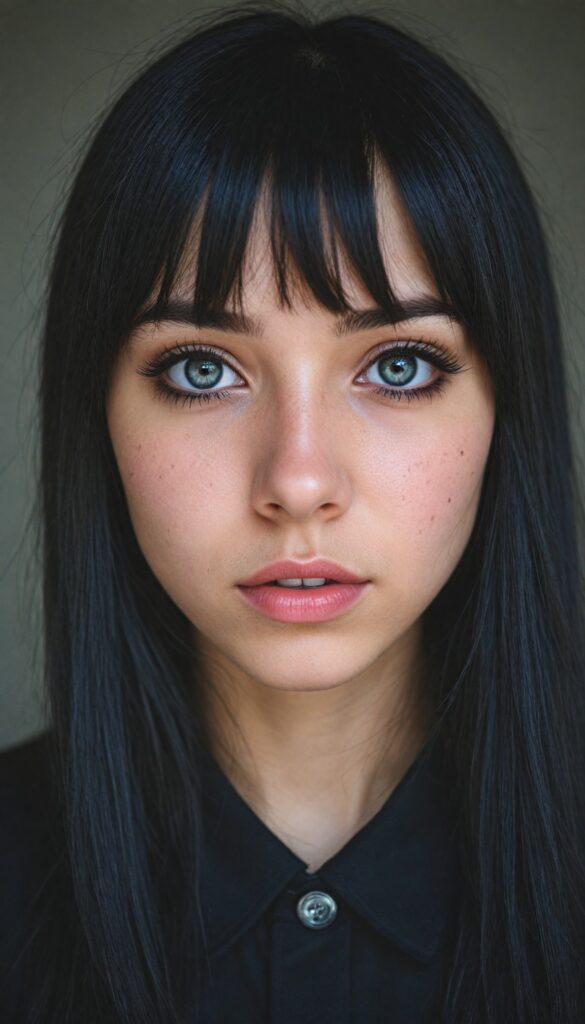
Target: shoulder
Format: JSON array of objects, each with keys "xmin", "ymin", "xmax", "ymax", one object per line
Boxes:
[
  {"xmin": 0, "ymin": 733, "xmax": 57, "ymax": 991},
  {"xmin": 0, "ymin": 729, "xmax": 56, "ymax": 886},
  {"xmin": 0, "ymin": 729, "xmax": 53, "ymax": 787},
  {"xmin": 0, "ymin": 730, "xmax": 54, "ymax": 848}
]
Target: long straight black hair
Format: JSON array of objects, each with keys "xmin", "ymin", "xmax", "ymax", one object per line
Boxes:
[{"xmin": 14, "ymin": 2, "xmax": 585, "ymax": 1021}]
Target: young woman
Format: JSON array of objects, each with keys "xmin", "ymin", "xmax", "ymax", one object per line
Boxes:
[{"xmin": 1, "ymin": 3, "xmax": 584, "ymax": 1022}]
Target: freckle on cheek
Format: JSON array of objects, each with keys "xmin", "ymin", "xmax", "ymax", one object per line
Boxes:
[
  {"xmin": 460, "ymin": 450, "xmax": 465, "ymax": 456},
  {"xmin": 448, "ymin": 497, "xmax": 452, "ymax": 503}
]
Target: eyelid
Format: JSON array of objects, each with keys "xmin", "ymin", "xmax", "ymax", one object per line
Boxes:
[
  {"xmin": 137, "ymin": 336, "xmax": 462, "ymax": 377},
  {"xmin": 136, "ymin": 341, "xmax": 242, "ymax": 376},
  {"xmin": 362, "ymin": 337, "xmax": 463, "ymax": 372}
]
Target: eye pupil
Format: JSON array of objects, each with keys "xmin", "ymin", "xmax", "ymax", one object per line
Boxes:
[{"xmin": 379, "ymin": 354, "xmax": 417, "ymax": 387}]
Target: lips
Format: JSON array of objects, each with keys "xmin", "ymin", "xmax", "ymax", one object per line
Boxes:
[
  {"xmin": 237, "ymin": 558, "xmax": 368, "ymax": 588},
  {"xmin": 237, "ymin": 578, "xmax": 370, "ymax": 623}
]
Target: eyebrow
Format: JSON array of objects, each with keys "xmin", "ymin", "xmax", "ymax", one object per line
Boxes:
[{"xmin": 131, "ymin": 296, "xmax": 462, "ymax": 338}]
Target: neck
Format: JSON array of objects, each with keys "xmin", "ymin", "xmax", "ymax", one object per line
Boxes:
[{"xmin": 195, "ymin": 622, "xmax": 433, "ymax": 873}]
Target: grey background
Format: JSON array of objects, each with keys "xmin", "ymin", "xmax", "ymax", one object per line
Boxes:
[{"xmin": 1, "ymin": 0, "xmax": 584, "ymax": 750}]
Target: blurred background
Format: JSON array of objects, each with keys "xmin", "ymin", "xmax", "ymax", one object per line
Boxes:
[{"xmin": 1, "ymin": 0, "xmax": 584, "ymax": 750}]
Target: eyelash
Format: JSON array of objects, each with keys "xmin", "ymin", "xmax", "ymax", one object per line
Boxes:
[{"xmin": 136, "ymin": 339, "xmax": 465, "ymax": 407}]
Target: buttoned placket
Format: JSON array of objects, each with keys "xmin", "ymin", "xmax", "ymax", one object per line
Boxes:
[{"xmin": 269, "ymin": 869, "xmax": 351, "ymax": 1024}]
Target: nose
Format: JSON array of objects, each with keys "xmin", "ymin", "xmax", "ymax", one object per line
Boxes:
[{"xmin": 250, "ymin": 388, "xmax": 352, "ymax": 524}]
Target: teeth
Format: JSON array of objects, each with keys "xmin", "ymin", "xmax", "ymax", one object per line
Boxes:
[{"xmin": 274, "ymin": 577, "xmax": 329, "ymax": 588}]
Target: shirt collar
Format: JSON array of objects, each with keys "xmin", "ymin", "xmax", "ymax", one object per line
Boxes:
[{"xmin": 197, "ymin": 733, "xmax": 458, "ymax": 964}]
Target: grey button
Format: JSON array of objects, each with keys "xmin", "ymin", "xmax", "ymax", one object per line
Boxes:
[{"xmin": 296, "ymin": 890, "xmax": 338, "ymax": 929}]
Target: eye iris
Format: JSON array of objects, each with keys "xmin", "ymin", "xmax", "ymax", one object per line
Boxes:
[
  {"xmin": 379, "ymin": 354, "xmax": 417, "ymax": 387},
  {"xmin": 185, "ymin": 358, "xmax": 222, "ymax": 389}
]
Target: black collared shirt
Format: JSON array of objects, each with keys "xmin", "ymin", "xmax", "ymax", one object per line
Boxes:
[{"xmin": 1, "ymin": 731, "xmax": 460, "ymax": 1023}]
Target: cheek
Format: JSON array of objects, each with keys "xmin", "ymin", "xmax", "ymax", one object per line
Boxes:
[
  {"xmin": 365, "ymin": 425, "xmax": 492, "ymax": 600},
  {"xmin": 110, "ymin": 425, "xmax": 243, "ymax": 586},
  {"xmin": 402, "ymin": 446, "xmax": 485, "ymax": 541}
]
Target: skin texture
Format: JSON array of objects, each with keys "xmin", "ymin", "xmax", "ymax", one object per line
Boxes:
[{"xmin": 106, "ymin": 170, "xmax": 495, "ymax": 871}]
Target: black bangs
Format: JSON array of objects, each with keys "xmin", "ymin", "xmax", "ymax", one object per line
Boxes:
[
  {"xmin": 59, "ymin": 3, "xmax": 556, "ymax": 400},
  {"xmin": 104, "ymin": 6, "xmax": 538, "ymax": 377},
  {"xmin": 147, "ymin": 25, "xmax": 405, "ymax": 326}
]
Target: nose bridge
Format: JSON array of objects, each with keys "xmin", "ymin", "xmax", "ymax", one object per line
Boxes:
[
  {"xmin": 275, "ymin": 365, "xmax": 329, "ymax": 452},
  {"xmin": 252, "ymin": 363, "xmax": 351, "ymax": 519}
]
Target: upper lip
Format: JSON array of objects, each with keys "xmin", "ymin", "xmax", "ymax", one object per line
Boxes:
[{"xmin": 237, "ymin": 559, "xmax": 369, "ymax": 587}]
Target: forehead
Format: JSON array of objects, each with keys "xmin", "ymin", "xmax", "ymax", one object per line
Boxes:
[{"xmin": 165, "ymin": 159, "xmax": 438, "ymax": 318}]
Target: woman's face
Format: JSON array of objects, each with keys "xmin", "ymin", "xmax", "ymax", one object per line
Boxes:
[{"xmin": 106, "ymin": 175, "xmax": 495, "ymax": 696}]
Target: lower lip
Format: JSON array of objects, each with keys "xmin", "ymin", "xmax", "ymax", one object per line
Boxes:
[{"xmin": 236, "ymin": 582, "xmax": 370, "ymax": 623}]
